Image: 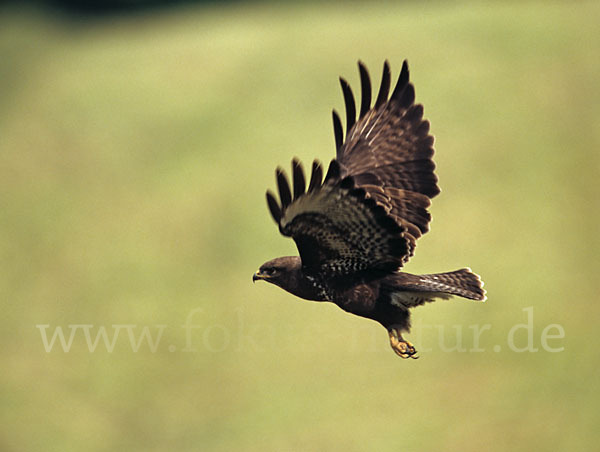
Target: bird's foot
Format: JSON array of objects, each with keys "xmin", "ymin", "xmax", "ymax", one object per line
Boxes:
[{"xmin": 388, "ymin": 329, "xmax": 419, "ymax": 359}]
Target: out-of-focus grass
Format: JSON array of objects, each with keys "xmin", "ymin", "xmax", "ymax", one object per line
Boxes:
[{"xmin": 1, "ymin": 2, "xmax": 599, "ymax": 451}]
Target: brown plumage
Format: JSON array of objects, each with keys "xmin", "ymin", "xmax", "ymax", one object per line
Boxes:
[{"xmin": 253, "ymin": 60, "xmax": 485, "ymax": 358}]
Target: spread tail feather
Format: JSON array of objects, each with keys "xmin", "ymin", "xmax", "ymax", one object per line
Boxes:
[
  {"xmin": 385, "ymin": 268, "xmax": 486, "ymax": 305},
  {"xmin": 418, "ymin": 268, "xmax": 486, "ymax": 301}
]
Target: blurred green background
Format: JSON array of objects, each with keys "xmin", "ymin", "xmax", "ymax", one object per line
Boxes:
[{"xmin": 2, "ymin": 1, "xmax": 599, "ymax": 451}]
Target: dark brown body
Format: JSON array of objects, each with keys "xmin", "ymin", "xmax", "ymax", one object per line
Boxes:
[{"xmin": 254, "ymin": 256, "xmax": 484, "ymax": 335}]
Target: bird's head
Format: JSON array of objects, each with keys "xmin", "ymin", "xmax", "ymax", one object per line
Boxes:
[{"xmin": 252, "ymin": 256, "xmax": 302, "ymax": 290}]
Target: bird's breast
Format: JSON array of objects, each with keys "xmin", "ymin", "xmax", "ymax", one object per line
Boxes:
[{"xmin": 331, "ymin": 282, "xmax": 379, "ymax": 315}]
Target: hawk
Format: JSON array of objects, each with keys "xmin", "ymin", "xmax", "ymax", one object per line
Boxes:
[{"xmin": 253, "ymin": 60, "xmax": 485, "ymax": 358}]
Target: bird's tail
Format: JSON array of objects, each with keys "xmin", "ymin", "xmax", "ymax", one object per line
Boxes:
[
  {"xmin": 418, "ymin": 268, "xmax": 486, "ymax": 301},
  {"xmin": 385, "ymin": 268, "xmax": 486, "ymax": 305}
]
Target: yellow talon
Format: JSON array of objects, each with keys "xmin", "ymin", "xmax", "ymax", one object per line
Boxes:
[{"xmin": 388, "ymin": 329, "xmax": 419, "ymax": 359}]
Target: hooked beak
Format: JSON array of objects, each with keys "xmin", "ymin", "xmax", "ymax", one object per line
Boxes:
[{"xmin": 252, "ymin": 270, "xmax": 266, "ymax": 283}]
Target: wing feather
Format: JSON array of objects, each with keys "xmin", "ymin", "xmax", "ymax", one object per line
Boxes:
[
  {"xmin": 276, "ymin": 167, "xmax": 292, "ymax": 209},
  {"xmin": 263, "ymin": 60, "xmax": 439, "ymax": 273},
  {"xmin": 375, "ymin": 61, "xmax": 391, "ymax": 109},
  {"xmin": 324, "ymin": 159, "xmax": 341, "ymax": 182},
  {"xmin": 292, "ymin": 158, "xmax": 305, "ymax": 200},
  {"xmin": 333, "ymin": 61, "xmax": 440, "ymax": 260},
  {"xmin": 390, "ymin": 60, "xmax": 410, "ymax": 101},
  {"xmin": 332, "ymin": 110, "xmax": 343, "ymax": 152},
  {"xmin": 308, "ymin": 160, "xmax": 323, "ymax": 193},
  {"xmin": 340, "ymin": 78, "xmax": 356, "ymax": 137},
  {"xmin": 358, "ymin": 61, "xmax": 371, "ymax": 117},
  {"xmin": 267, "ymin": 160, "xmax": 409, "ymax": 276},
  {"xmin": 266, "ymin": 190, "xmax": 281, "ymax": 223}
]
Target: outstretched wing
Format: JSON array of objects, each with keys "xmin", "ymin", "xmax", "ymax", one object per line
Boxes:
[
  {"xmin": 332, "ymin": 61, "xmax": 440, "ymax": 260},
  {"xmin": 265, "ymin": 159, "xmax": 408, "ymax": 277}
]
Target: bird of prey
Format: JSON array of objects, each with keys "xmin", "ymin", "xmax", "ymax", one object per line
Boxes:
[{"xmin": 253, "ymin": 60, "xmax": 485, "ymax": 358}]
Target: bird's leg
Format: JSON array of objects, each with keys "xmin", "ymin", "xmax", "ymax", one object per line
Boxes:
[{"xmin": 388, "ymin": 328, "xmax": 418, "ymax": 359}]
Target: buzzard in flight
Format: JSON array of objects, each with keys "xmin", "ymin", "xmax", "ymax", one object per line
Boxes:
[{"xmin": 253, "ymin": 60, "xmax": 485, "ymax": 358}]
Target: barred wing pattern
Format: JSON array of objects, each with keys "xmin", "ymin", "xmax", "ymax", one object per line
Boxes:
[
  {"xmin": 265, "ymin": 61, "xmax": 439, "ymax": 277},
  {"xmin": 332, "ymin": 61, "xmax": 440, "ymax": 260},
  {"xmin": 266, "ymin": 159, "xmax": 408, "ymax": 277}
]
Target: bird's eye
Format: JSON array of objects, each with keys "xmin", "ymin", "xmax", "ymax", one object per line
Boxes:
[{"xmin": 265, "ymin": 267, "xmax": 277, "ymax": 275}]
